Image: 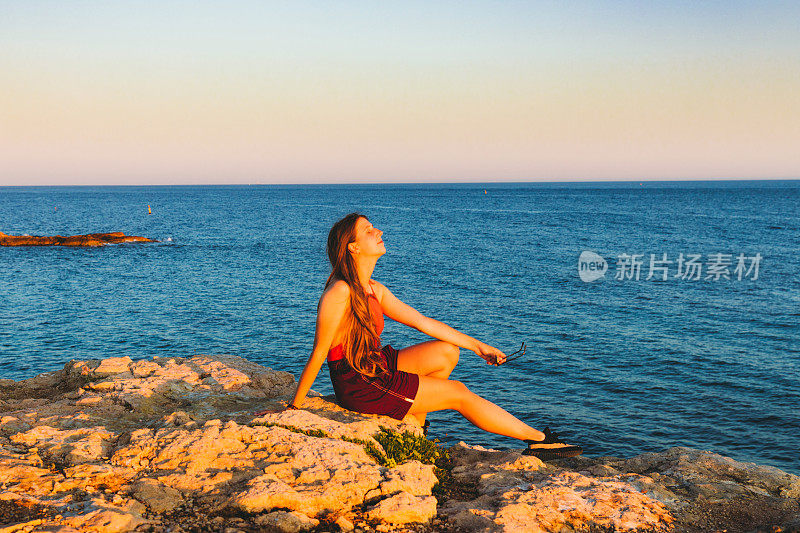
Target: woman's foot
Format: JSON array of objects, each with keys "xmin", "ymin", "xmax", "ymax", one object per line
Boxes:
[{"xmin": 523, "ymin": 426, "xmax": 583, "ymax": 459}]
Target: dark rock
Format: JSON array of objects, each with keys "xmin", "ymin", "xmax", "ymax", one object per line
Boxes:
[{"xmin": 0, "ymin": 231, "xmax": 156, "ymax": 247}]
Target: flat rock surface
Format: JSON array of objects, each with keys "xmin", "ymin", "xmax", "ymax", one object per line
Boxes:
[
  {"xmin": 0, "ymin": 355, "xmax": 798, "ymax": 532},
  {"xmin": 0, "ymin": 231, "xmax": 155, "ymax": 246}
]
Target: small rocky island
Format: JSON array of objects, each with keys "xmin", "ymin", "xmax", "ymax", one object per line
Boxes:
[
  {"xmin": 0, "ymin": 231, "xmax": 155, "ymax": 247},
  {"xmin": 0, "ymin": 355, "xmax": 798, "ymax": 532}
]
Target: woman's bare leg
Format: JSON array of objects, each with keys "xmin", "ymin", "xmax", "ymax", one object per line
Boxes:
[
  {"xmin": 397, "ymin": 341, "xmax": 459, "ymax": 426},
  {"xmin": 408, "ymin": 375, "xmax": 546, "ymax": 442}
]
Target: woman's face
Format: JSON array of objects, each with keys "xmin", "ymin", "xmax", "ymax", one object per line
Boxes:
[{"xmin": 349, "ymin": 217, "xmax": 385, "ymax": 258}]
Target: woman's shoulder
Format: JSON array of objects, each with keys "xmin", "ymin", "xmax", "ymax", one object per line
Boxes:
[{"xmin": 321, "ymin": 279, "xmax": 351, "ymax": 302}]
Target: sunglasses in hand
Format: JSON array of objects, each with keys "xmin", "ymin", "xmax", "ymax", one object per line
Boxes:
[{"xmin": 497, "ymin": 342, "xmax": 526, "ymax": 365}]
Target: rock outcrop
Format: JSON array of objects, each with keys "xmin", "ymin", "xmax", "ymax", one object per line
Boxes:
[
  {"xmin": 1, "ymin": 355, "xmax": 798, "ymax": 532},
  {"xmin": 441, "ymin": 444, "xmax": 800, "ymax": 532},
  {"xmin": 0, "ymin": 231, "xmax": 155, "ymax": 246}
]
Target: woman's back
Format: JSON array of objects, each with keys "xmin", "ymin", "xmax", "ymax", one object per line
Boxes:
[{"xmin": 327, "ymin": 291, "xmax": 384, "ymax": 361}]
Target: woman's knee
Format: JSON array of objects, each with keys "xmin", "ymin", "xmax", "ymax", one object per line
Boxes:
[
  {"xmin": 434, "ymin": 342, "xmax": 459, "ymax": 373},
  {"xmin": 397, "ymin": 341, "xmax": 457, "ymax": 376},
  {"xmin": 444, "ymin": 342, "xmax": 459, "ymax": 367}
]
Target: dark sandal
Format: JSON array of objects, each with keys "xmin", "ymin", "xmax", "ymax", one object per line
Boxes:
[{"xmin": 523, "ymin": 426, "xmax": 583, "ymax": 459}]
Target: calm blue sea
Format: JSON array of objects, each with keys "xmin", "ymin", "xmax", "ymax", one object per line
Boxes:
[{"xmin": 1, "ymin": 182, "xmax": 798, "ymax": 474}]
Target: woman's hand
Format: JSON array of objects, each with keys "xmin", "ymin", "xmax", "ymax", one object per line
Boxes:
[{"xmin": 474, "ymin": 342, "xmax": 507, "ymax": 366}]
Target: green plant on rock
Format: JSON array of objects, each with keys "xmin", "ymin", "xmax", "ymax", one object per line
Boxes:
[
  {"xmin": 253, "ymin": 421, "xmax": 458, "ymax": 503},
  {"xmin": 372, "ymin": 427, "xmax": 445, "ymax": 468},
  {"xmin": 339, "ymin": 435, "xmax": 388, "ymax": 465},
  {"xmin": 369, "ymin": 427, "xmax": 455, "ymax": 503}
]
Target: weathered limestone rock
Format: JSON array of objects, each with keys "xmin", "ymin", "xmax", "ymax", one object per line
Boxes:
[
  {"xmin": 253, "ymin": 510, "xmax": 320, "ymax": 532},
  {"xmin": 377, "ymin": 460, "xmax": 438, "ymax": 497},
  {"xmin": 59, "ymin": 498, "xmax": 146, "ymax": 533},
  {"xmin": 0, "ymin": 447, "xmax": 65, "ymax": 497},
  {"xmin": 62, "ymin": 353, "xmax": 297, "ymax": 417},
  {"xmin": 230, "ymin": 427, "xmax": 384, "ymax": 516},
  {"xmin": 93, "ymin": 357, "xmax": 134, "ymax": 378},
  {"xmin": 0, "ymin": 232, "xmax": 156, "ymax": 247},
  {"xmin": 1, "ymin": 355, "xmax": 798, "ymax": 532},
  {"xmin": 442, "ymin": 441, "xmax": 800, "ymax": 533},
  {"xmin": 440, "ymin": 442, "xmax": 673, "ymax": 532},
  {"xmin": 605, "ymin": 447, "xmax": 800, "ymax": 531},
  {"xmin": 366, "ymin": 491, "xmax": 437, "ymax": 525},
  {"xmin": 335, "ymin": 515, "xmax": 355, "ymax": 531},
  {"xmin": 616, "ymin": 446, "xmax": 800, "ymax": 499},
  {"xmin": 11, "ymin": 425, "xmax": 116, "ymax": 465},
  {"xmin": 131, "ymin": 478, "xmax": 183, "ymax": 513},
  {"xmin": 0, "ymin": 355, "xmax": 430, "ymax": 532},
  {"xmin": 253, "ymin": 406, "xmax": 422, "ymax": 446}
]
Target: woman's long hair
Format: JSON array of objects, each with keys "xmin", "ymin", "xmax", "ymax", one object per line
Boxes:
[{"xmin": 323, "ymin": 212, "xmax": 387, "ymax": 377}]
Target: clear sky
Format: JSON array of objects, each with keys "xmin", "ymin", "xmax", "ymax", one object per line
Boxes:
[{"xmin": 1, "ymin": 1, "xmax": 799, "ymax": 185}]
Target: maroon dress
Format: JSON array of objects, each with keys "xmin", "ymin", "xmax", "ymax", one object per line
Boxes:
[{"xmin": 327, "ymin": 292, "xmax": 419, "ymax": 420}]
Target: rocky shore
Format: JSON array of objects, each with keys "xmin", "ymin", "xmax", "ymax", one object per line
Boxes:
[
  {"xmin": 1, "ymin": 355, "xmax": 798, "ymax": 532},
  {"xmin": 0, "ymin": 231, "xmax": 155, "ymax": 247}
]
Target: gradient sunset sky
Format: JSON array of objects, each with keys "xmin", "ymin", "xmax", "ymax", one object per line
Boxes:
[{"xmin": 2, "ymin": 1, "xmax": 799, "ymax": 185}]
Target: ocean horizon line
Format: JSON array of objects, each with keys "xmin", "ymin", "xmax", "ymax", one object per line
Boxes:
[{"xmin": 1, "ymin": 177, "xmax": 799, "ymax": 189}]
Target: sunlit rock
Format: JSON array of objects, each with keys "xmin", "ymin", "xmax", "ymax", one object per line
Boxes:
[
  {"xmin": 365, "ymin": 491, "xmax": 437, "ymax": 525},
  {"xmin": 1, "ymin": 355, "xmax": 798, "ymax": 532},
  {"xmin": 253, "ymin": 510, "xmax": 320, "ymax": 532}
]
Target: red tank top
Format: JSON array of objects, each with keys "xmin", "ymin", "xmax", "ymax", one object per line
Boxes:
[{"xmin": 327, "ymin": 293, "xmax": 384, "ymax": 362}]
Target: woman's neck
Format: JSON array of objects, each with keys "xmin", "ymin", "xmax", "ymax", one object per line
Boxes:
[{"xmin": 355, "ymin": 257, "xmax": 377, "ymax": 293}]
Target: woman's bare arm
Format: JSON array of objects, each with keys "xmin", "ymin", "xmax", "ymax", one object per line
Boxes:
[
  {"xmin": 375, "ymin": 281, "xmax": 507, "ymax": 364},
  {"xmin": 288, "ymin": 281, "xmax": 350, "ymax": 408}
]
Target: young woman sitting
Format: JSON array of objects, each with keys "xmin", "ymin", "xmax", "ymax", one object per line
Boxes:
[{"xmin": 268, "ymin": 212, "xmax": 582, "ymax": 459}]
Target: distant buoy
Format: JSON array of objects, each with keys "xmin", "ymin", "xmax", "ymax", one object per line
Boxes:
[
  {"xmin": 54, "ymin": 206, "xmax": 57, "ymax": 212},
  {"xmin": 148, "ymin": 205, "xmax": 152, "ymax": 215},
  {"xmin": 484, "ymin": 190, "xmax": 487, "ymax": 194}
]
